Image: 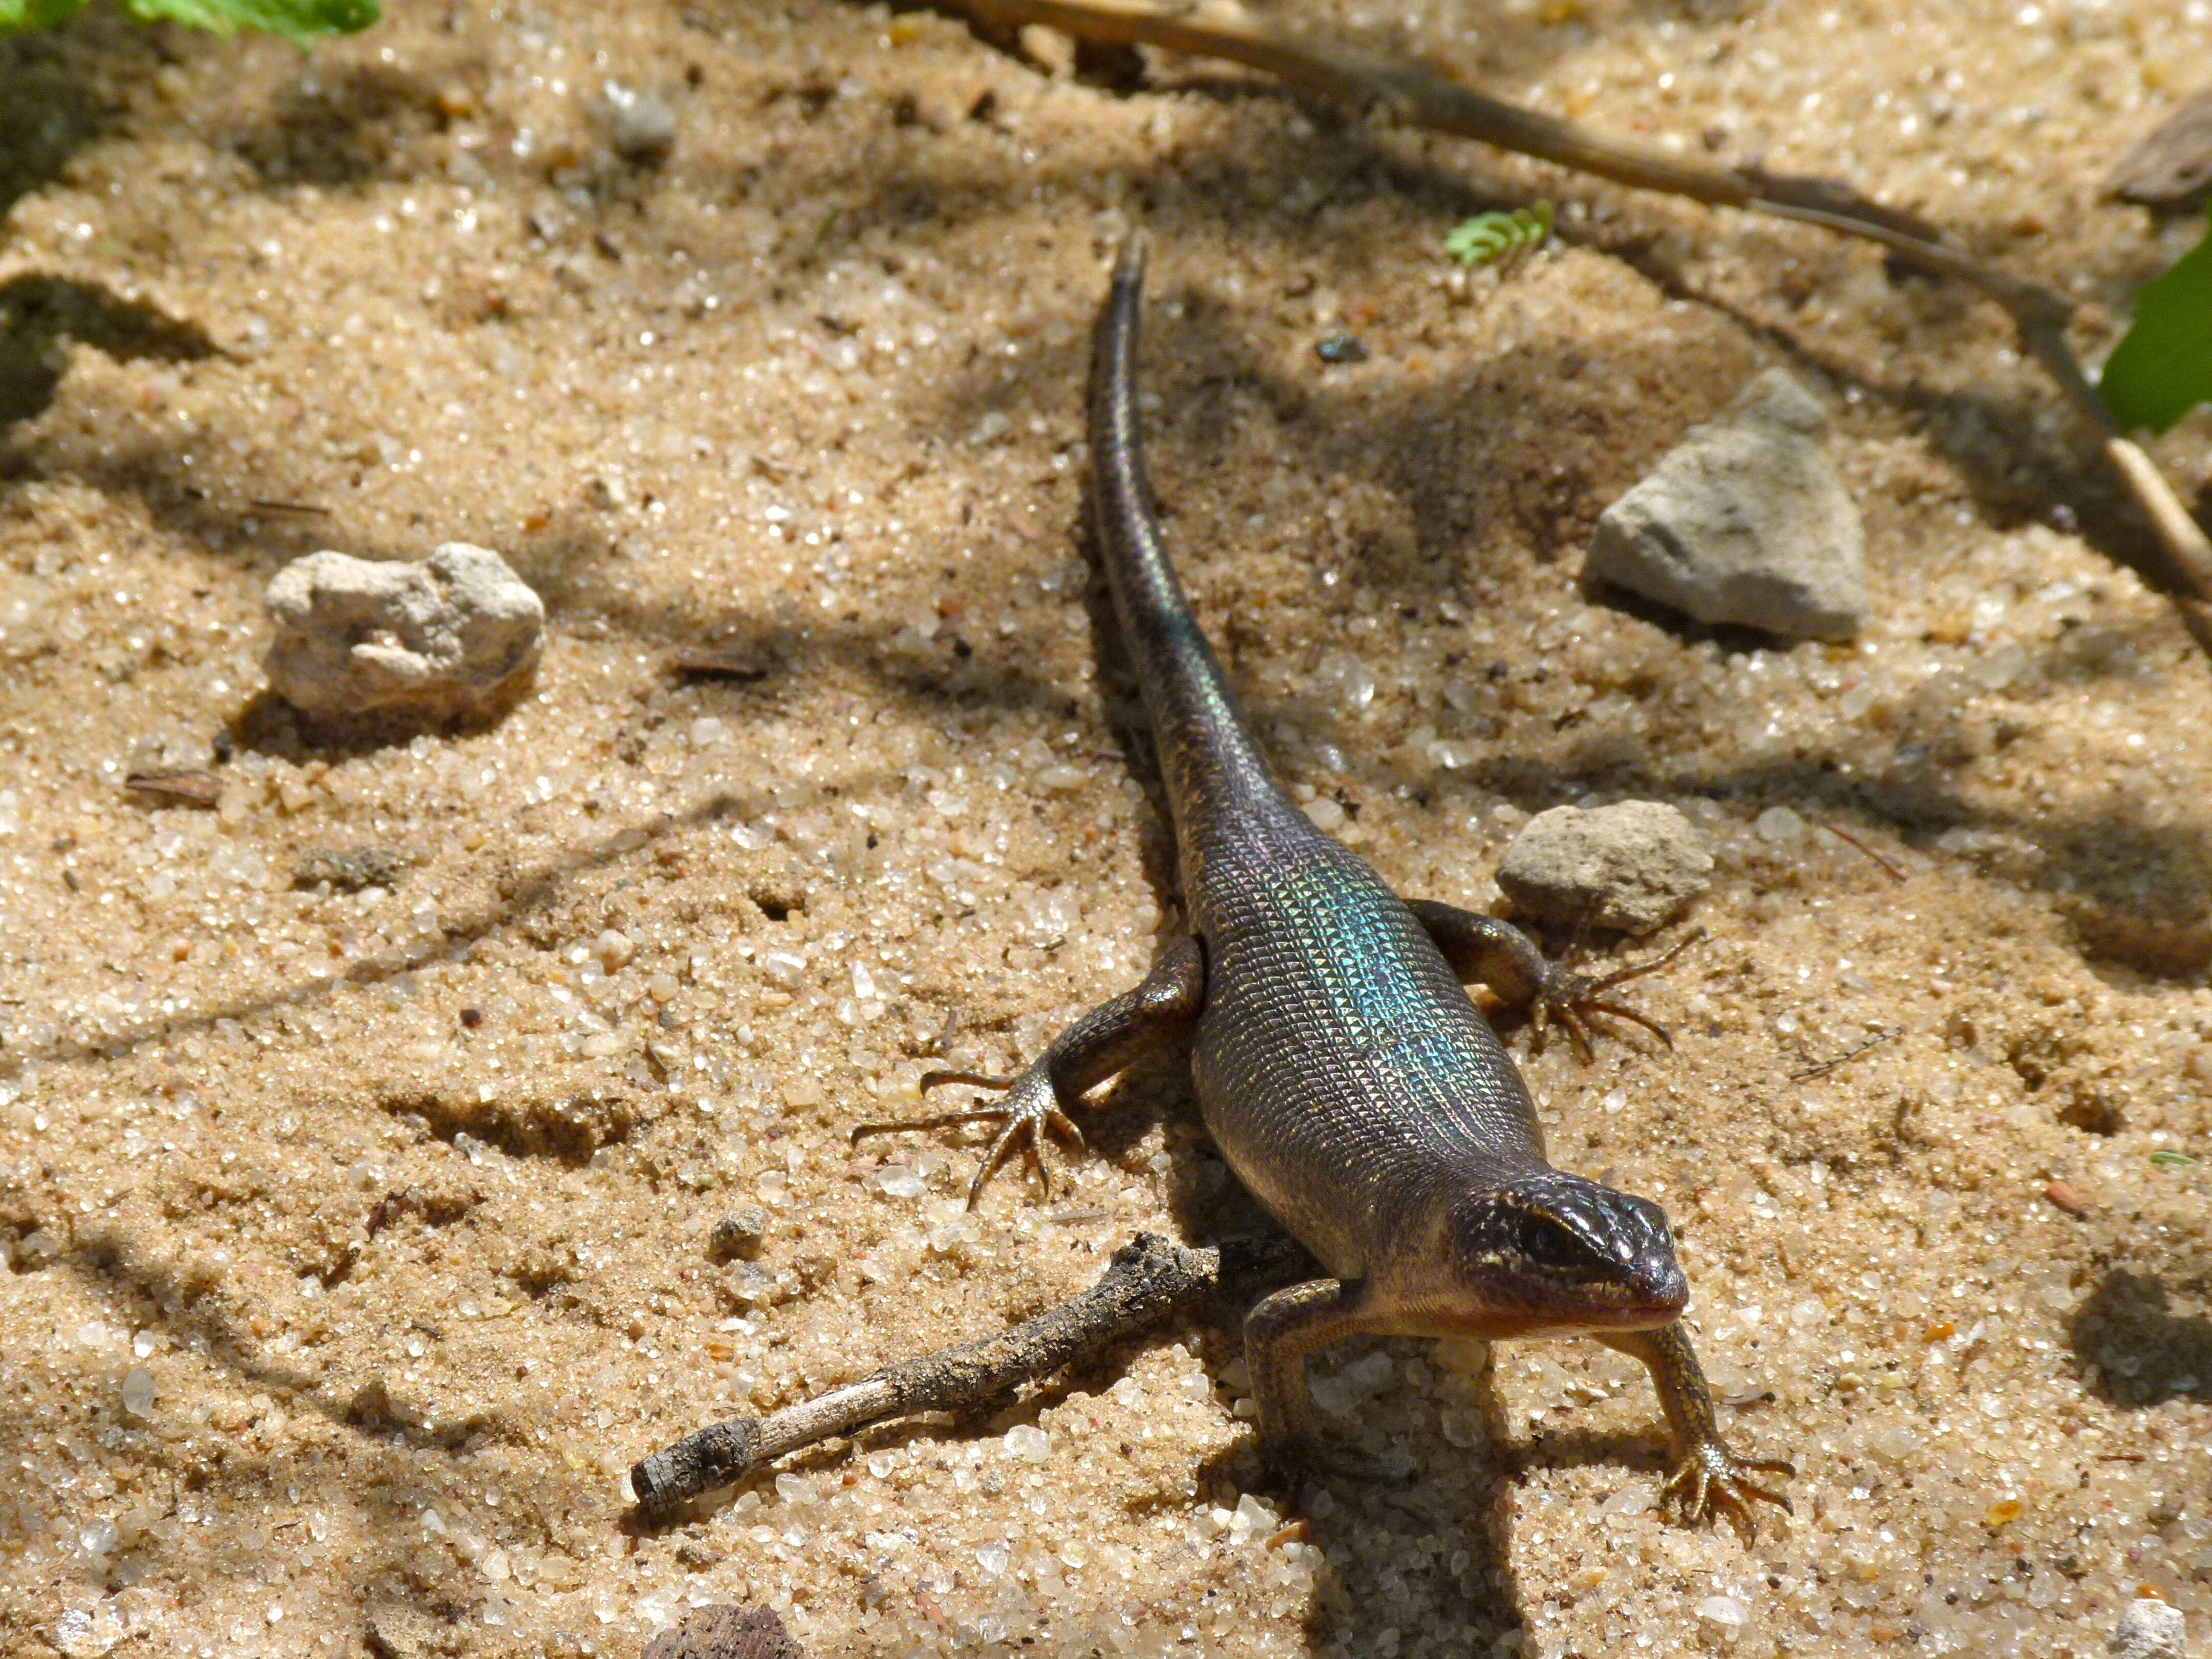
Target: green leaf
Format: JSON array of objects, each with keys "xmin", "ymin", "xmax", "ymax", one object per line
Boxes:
[
  {"xmin": 2100, "ymin": 212, "xmax": 2212, "ymax": 435},
  {"xmin": 2, "ymin": 0, "xmax": 375, "ymax": 37},
  {"xmin": 0, "ymin": 0, "xmax": 93, "ymax": 31},
  {"xmin": 1444, "ymin": 201, "xmax": 1554, "ymax": 268},
  {"xmin": 2150, "ymin": 1150, "xmax": 2202, "ymax": 1169}
]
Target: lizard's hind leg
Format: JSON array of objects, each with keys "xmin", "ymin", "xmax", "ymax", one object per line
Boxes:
[
  {"xmin": 1408, "ymin": 899, "xmax": 1699, "ymax": 1060},
  {"xmin": 850, "ymin": 933, "xmax": 1206, "ymax": 1209}
]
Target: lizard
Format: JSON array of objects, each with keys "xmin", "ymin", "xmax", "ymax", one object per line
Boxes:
[{"xmin": 852, "ymin": 235, "xmax": 1793, "ymax": 1536}]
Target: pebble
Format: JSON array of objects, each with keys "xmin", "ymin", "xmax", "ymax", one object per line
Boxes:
[
  {"xmin": 263, "ymin": 543, "xmax": 545, "ymax": 726},
  {"xmin": 592, "ymin": 928, "xmax": 636, "ymax": 972},
  {"xmin": 292, "ymin": 846, "xmax": 411, "ymax": 892},
  {"xmin": 2107, "ymin": 88, "xmax": 2212, "ymax": 207},
  {"xmin": 601, "ymin": 80, "xmax": 678, "ymax": 163},
  {"xmin": 708, "ymin": 1205, "xmax": 771, "ymax": 1261},
  {"xmin": 2110, "ymin": 1598, "xmax": 2186, "ymax": 1659},
  {"xmin": 1495, "ymin": 800, "xmax": 1713, "ymax": 934},
  {"xmin": 642, "ymin": 1603, "xmax": 804, "ymax": 1659},
  {"xmin": 1585, "ymin": 368, "xmax": 1868, "ymax": 640},
  {"xmin": 1695, "ymin": 1594, "xmax": 1751, "ymax": 1630},
  {"xmin": 120, "ymin": 1367, "xmax": 157, "ymax": 1419}
]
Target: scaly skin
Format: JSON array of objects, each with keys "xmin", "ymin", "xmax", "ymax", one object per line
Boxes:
[{"xmin": 854, "ymin": 236, "xmax": 1793, "ymax": 1538}]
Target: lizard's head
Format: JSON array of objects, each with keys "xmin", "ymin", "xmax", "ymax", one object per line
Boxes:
[{"xmin": 1442, "ymin": 1171, "xmax": 1688, "ymax": 1337}]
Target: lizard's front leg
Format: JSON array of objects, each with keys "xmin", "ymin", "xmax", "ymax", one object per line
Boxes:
[
  {"xmin": 852, "ymin": 933, "xmax": 1205, "ymax": 1209},
  {"xmin": 1243, "ymin": 1277, "xmax": 1407, "ymax": 1481},
  {"xmin": 1598, "ymin": 1322, "xmax": 1795, "ymax": 1541},
  {"xmin": 1408, "ymin": 899, "xmax": 1695, "ymax": 1060}
]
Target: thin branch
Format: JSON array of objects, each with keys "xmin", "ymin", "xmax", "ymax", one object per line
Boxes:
[
  {"xmin": 629, "ymin": 1232, "xmax": 1242, "ymax": 1517},
  {"xmin": 942, "ymin": 0, "xmax": 2212, "ymax": 630},
  {"xmin": 1789, "ymin": 1026, "xmax": 1901, "ymax": 1082},
  {"xmin": 1816, "ymin": 820, "xmax": 1907, "ymax": 883}
]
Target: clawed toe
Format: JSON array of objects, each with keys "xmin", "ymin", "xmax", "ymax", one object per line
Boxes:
[
  {"xmin": 852, "ymin": 1071, "xmax": 1084, "ymax": 1210},
  {"xmin": 1531, "ymin": 929, "xmax": 1702, "ymax": 1061},
  {"xmin": 1659, "ymin": 1443, "xmax": 1795, "ymax": 1543}
]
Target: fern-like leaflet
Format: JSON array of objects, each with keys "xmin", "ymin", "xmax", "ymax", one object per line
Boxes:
[{"xmin": 1444, "ymin": 201, "xmax": 1555, "ymax": 267}]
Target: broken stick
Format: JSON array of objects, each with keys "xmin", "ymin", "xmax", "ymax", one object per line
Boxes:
[{"xmin": 630, "ymin": 1232, "xmax": 1294, "ymax": 1517}]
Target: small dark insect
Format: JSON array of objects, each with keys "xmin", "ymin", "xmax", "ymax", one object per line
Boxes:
[
  {"xmin": 670, "ymin": 649, "xmax": 771, "ymax": 680},
  {"xmin": 124, "ymin": 770, "xmax": 224, "ymax": 809},
  {"xmin": 1315, "ymin": 333, "xmax": 1368, "ymax": 365},
  {"xmin": 460, "ymin": 1007, "xmax": 485, "ymax": 1029}
]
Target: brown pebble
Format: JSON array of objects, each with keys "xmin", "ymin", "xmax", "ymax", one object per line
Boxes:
[
  {"xmin": 124, "ymin": 769, "xmax": 224, "ymax": 807},
  {"xmin": 642, "ymin": 1604, "xmax": 803, "ymax": 1659},
  {"xmin": 2045, "ymin": 1178, "xmax": 2086, "ymax": 1217}
]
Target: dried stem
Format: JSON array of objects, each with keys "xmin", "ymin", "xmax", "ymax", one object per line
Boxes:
[
  {"xmin": 942, "ymin": 0, "xmax": 2212, "ymax": 628},
  {"xmin": 630, "ymin": 1232, "xmax": 1241, "ymax": 1517}
]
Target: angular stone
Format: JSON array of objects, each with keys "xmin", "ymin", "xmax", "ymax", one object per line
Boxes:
[
  {"xmin": 1496, "ymin": 800, "xmax": 1713, "ymax": 935},
  {"xmin": 1588, "ymin": 369, "xmax": 1867, "ymax": 640},
  {"xmin": 2109, "ymin": 1599, "xmax": 2186, "ymax": 1659},
  {"xmin": 264, "ymin": 543, "xmax": 544, "ymax": 725}
]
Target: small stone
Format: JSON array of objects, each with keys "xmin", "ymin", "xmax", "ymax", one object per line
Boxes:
[
  {"xmin": 601, "ymin": 81, "xmax": 678, "ymax": 163},
  {"xmin": 2107, "ymin": 89, "xmax": 2212, "ymax": 208},
  {"xmin": 642, "ymin": 1603, "xmax": 804, "ymax": 1659},
  {"xmin": 1696, "ymin": 1594, "xmax": 1750, "ymax": 1629},
  {"xmin": 1003, "ymin": 1423, "xmax": 1051, "ymax": 1464},
  {"xmin": 708, "ymin": 1205, "xmax": 770, "ymax": 1262},
  {"xmin": 1586, "ymin": 369, "xmax": 1867, "ymax": 640},
  {"xmin": 592, "ymin": 928, "xmax": 636, "ymax": 972},
  {"xmin": 1496, "ymin": 800, "xmax": 1713, "ymax": 935},
  {"xmin": 264, "ymin": 543, "xmax": 545, "ymax": 726},
  {"xmin": 724, "ymin": 1260, "xmax": 787, "ymax": 1310},
  {"xmin": 120, "ymin": 1367, "xmax": 158, "ymax": 1418},
  {"xmin": 1315, "ymin": 333, "xmax": 1367, "ymax": 364},
  {"xmin": 293, "ymin": 846, "xmax": 411, "ymax": 892},
  {"xmin": 2111, "ymin": 1599, "xmax": 2186, "ymax": 1659}
]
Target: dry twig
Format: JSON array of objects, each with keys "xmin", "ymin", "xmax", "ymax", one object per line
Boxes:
[
  {"xmin": 1788, "ymin": 1026, "xmax": 1901, "ymax": 1082},
  {"xmin": 631, "ymin": 1232, "xmax": 1267, "ymax": 1516},
  {"xmin": 940, "ymin": 0, "xmax": 2212, "ymax": 641}
]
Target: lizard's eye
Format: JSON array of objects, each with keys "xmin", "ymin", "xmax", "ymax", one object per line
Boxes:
[{"xmin": 1518, "ymin": 1214, "xmax": 1587, "ymax": 1271}]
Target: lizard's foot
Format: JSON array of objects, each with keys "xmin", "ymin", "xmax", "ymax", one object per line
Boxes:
[
  {"xmin": 1657, "ymin": 1436, "xmax": 1795, "ymax": 1543},
  {"xmin": 1530, "ymin": 928, "xmax": 1704, "ymax": 1061},
  {"xmin": 850, "ymin": 1066, "xmax": 1084, "ymax": 1210}
]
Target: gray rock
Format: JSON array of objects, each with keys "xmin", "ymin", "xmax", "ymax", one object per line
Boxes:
[
  {"xmin": 264, "ymin": 543, "xmax": 544, "ymax": 726},
  {"xmin": 2111, "ymin": 1599, "xmax": 2186, "ymax": 1659},
  {"xmin": 1587, "ymin": 369, "xmax": 1867, "ymax": 640},
  {"xmin": 708, "ymin": 1205, "xmax": 770, "ymax": 1262},
  {"xmin": 1496, "ymin": 801, "xmax": 1713, "ymax": 935},
  {"xmin": 601, "ymin": 80, "xmax": 677, "ymax": 163}
]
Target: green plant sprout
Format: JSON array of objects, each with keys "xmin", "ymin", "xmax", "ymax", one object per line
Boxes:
[
  {"xmin": 1, "ymin": 0, "xmax": 375, "ymax": 42},
  {"xmin": 2099, "ymin": 208, "xmax": 2212, "ymax": 435},
  {"xmin": 1444, "ymin": 201, "xmax": 1554, "ymax": 268},
  {"xmin": 2150, "ymin": 1150, "xmax": 2202, "ymax": 1170}
]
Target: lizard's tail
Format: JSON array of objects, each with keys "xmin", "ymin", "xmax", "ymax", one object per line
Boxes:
[{"xmin": 1087, "ymin": 235, "xmax": 1280, "ymax": 841}]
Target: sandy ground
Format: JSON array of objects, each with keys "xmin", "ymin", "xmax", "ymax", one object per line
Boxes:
[{"xmin": 3, "ymin": 0, "xmax": 2212, "ymax": 1654}]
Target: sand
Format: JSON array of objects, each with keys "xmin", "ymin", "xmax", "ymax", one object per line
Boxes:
[{"xmin": 2, "ymin": 0, "xmax": 2211, "ymax": 1654}]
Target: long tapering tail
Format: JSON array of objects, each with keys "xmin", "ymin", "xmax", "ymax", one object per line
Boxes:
[{"xmin": 1087, "ymin": 237, "xmax": 1280, "ymax": 855}]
